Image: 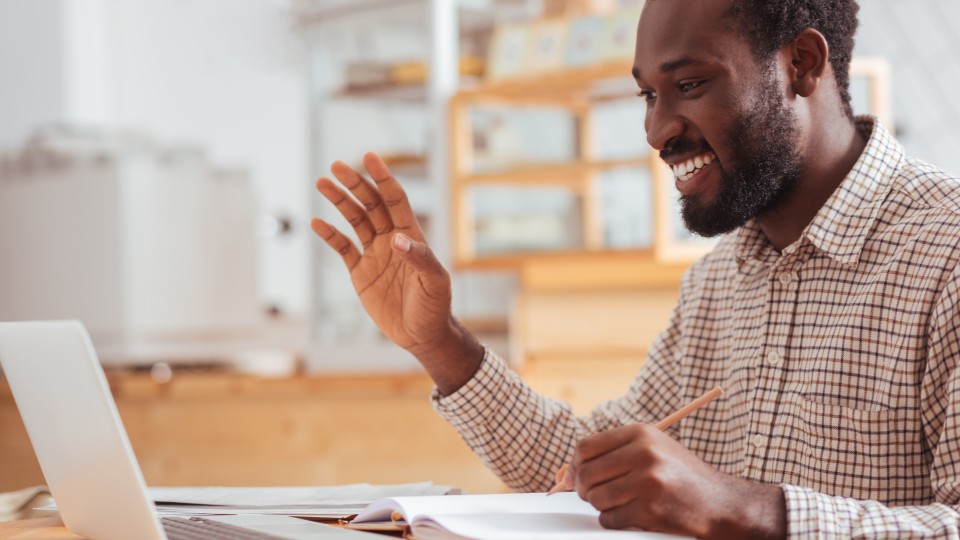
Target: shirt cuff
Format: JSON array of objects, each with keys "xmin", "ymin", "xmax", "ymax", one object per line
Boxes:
[
  {"xmin": 782, "ymin": 483, "xmax": 855, "ymax": 539},
  {"xmin": 430, "ymin": 347, "xmax": 510, "ymax": 424}
]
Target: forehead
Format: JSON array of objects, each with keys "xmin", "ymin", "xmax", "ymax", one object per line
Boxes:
[{"xmin": 634, "ymin": 0, "xmax": 751, "ymax": 79}]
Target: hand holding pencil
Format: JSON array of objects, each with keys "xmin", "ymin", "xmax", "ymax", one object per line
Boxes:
[
  {"xmin": 547, "ymin": 385, "xmax": 724, "ymax": 495},
  {"xmin": 542, "ymin": 383, "xmax": 786, "ymax": 538}
]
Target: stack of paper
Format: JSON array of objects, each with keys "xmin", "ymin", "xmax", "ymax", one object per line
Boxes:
[
  {"xmin": 40, "ymin": 482, "xmax": 455, "ymax": 519},
  {"xmin": 149, "ymin": 482, "xmax": 456, "ymax": 518}
]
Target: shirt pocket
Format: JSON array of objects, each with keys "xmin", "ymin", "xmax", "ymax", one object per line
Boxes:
[{"xmin": 780, "ymin": 394, "xmax": 927, "ymax": 504}]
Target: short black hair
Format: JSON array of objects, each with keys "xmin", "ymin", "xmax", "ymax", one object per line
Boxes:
[{"xmin": 728, "ymin": 0, "xmax": 860, "ymax": 119}]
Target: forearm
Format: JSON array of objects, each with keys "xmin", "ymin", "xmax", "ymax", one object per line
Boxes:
[{"xmin": 432, "ymin": 350, "xmax": 612, "ymax": 491}]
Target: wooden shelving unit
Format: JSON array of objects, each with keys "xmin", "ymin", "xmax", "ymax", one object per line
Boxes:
[{"xmin": 448, "ymin": 61, "xmax": 714, "ymax": 272}]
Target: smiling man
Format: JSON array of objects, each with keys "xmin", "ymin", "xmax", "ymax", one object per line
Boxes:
[{"xmin": 312, "ymin": 0, "xmax": 960, "ymax": 538}]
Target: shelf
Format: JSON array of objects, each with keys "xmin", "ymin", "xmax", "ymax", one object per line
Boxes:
[
  {"xmin": 453, "ymin": 247, "xmax": 657, "ymax": 271},
  {"xmin": 448, "ymin": 64, "xmax": 706, "ymax": 272},
  {"xmin": 458, "ymin": 61, "xmax": 636, "ymax": 99},
  {"xmin": 459, "ymin": 157, "xmax": 651, "ymax": 185},
  {"xmin": 335, "ymin": 76, "xmax": 484, "ymax": 102}
]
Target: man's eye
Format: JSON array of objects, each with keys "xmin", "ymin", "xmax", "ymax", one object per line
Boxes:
[
  {"xmin": 636, "ymin": 89, "xmax": 657, "ymax": 102},
  {"xmin": 678, "ymin": 80, "xmax": 703, "ymax": 93}
]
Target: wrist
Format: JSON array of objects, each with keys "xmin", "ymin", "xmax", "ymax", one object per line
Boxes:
[
  {"xmin": 708, "ymin": 479, "xmax": 786, "ymax": 540},
  {"xmin": 411, "ymin": 317, "xmax": 485, "ymax": 396}
]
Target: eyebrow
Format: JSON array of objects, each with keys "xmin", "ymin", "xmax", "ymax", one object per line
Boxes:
[{"xmin": 632, "ymin": 57, "xmax": 709, "ymax": 81}]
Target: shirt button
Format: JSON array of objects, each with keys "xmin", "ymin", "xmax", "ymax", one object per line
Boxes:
[
  {"xmin": 767, "ymin": 351, "xmax": 782, "ymax": 366},
  {"xmin": 751, "ymin": 434, "xmax": 766, "ymax": 448},
  {"xmin": 778, "ymin": 272, "xmax": 793, "ymax": 285}
]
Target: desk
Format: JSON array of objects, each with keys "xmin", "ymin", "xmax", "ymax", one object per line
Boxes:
[{"xmin": 0, "ymin": 517, "xmax": 81, "ymax": 539}]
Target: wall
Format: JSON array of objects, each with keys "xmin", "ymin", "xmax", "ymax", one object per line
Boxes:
[
  {"xmin": 0, "ymin": 0, "xmax": 67, "ymax": 147},
  {"xmin": 855, "ymin": 1, "xmax": 960, "ymax": 175},
  {"xmin": 0, "ymin": 0, "xmax": 311, "ymax": 316}
]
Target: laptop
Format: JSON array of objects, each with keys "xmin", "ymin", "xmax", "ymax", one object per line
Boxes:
[{"xmin": 0, "ymin": 320, "xmax": 380, "ymax": 540}]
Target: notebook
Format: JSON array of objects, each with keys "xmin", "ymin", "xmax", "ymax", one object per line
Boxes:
[
  {"xmin": 349, "ymin": 491, "xmax": 695, "ymax": 539},
  {"xmin": 0, "ymin": 320, "xmax": 379, "ymax": 540}
]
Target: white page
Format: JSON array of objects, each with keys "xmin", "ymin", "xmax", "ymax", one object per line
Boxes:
[
  {"xmin": 149, "ymin": 482, "xmax": 449, "ymax": 507},
  {"xmin": 415, "ymin": 512, "xmax": 691, "ymax": 540},
  {"xmin": 354, "ymin": 493, "xmax": 694, "ymax": 540},
  {"xmin": 355, "ymin": 492, "xmax": 591, "ymax": 523}
]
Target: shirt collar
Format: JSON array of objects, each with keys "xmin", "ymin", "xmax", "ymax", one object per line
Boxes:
[{"xmin": 734, "ymin": 116, "xmax": 904, "ymax": 266}]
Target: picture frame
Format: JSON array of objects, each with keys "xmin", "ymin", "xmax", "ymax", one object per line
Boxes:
[{"xmin": 486, "ymin": 24, "xmax": 532, "ymax": 81}]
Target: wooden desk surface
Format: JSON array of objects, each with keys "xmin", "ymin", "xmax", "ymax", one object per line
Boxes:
[
  {"xmin": 0, "ymin": 517, "xmax": 81, "ymax": 539},
  {"xmin": 0, "ymin": 369, "xmax": 510, "ymax": 494}
]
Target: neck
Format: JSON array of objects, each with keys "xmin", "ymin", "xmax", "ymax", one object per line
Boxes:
[{"xmin": 756, "ymin": 117, "xmax": 867, "ymax": 250}]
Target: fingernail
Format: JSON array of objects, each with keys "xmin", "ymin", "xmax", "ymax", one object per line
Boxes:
[{"xmin": 393, "ymin": 233, "xmax": 412, "ymax": 252}]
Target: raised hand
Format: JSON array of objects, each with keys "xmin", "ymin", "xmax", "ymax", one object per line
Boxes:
[
  {"xmin": 311, "ymin": 152, "xmax": 483, "ymax": 393},
  {"xmin": 571, "ymin": 424, "xmax": 786, "ymax": 539}
]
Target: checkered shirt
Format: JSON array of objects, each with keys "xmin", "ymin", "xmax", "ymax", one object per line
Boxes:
[{"xmin": 432, "ymin": 117, "xmax": 960, "ymax": 538}]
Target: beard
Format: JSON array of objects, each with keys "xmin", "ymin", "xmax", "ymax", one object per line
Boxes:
[{"xmin": 669, "ymin": 68, "xmax": 804, "ymax": 238}]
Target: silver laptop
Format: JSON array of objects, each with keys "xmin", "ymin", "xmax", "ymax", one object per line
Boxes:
[{"xmin": 0, "ymin": 320, "xmax": 378, "ymax": 540}]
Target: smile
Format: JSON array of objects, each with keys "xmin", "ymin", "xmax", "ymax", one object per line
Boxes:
[{"xmin": 672, "ymin": 152, "xmax": 716, "ymax": 182}]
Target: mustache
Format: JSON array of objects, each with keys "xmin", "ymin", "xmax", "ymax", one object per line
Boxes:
[{"xmin": 660, "ymin": 138, "xmax": 713, "ymax": 162}]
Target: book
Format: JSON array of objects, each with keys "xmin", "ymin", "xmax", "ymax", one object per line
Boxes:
[{"xmin": 348, "ymin": 491, "xmax": 694, "ymax": 540}]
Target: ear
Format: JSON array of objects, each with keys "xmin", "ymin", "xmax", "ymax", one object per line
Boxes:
[{"xmin": 788, "ymin": 28, "xmax": 829, "ymax": 98}]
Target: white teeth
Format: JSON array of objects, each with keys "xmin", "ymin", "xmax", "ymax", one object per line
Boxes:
[{"xmin": 671, "ymin": 152, "xmax": 715, "ymax": 182}]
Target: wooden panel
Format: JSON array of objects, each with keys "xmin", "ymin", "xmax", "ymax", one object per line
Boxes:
[
  {"xmin": 523, "ymin": 357, "xmax": 644, "ymax": 415},
  {"xmin": 513, "ymin": 288, "xmax": 678, "ymax": 362},
  {"xmin": 0, "ymin": 373, "xmax": 508, "ymax": 494},
  {"xmin": 520, "ymin": 254, "xmax": 688, "ymax": 291}
]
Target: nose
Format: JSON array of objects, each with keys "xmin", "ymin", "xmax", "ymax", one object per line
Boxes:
[{"xmin": 644, "ymin": 101, "xmax": 685, "ymax": 152}]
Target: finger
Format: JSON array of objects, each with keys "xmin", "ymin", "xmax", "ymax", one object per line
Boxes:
[
  {"xmin": 311, "ymin": 218, "xmax": 361, "ymax": 270},
  {"xmin": 584, "ymin": 468, "xmax": 647, "ymax": 512},
  {"xmin": 363, "ymin": 152, "xmax": 424, "ymax": 240},
  {"xmin": 576, "ymin": 440, "xmax": 641, "ymax": 496},
  {"xmin": 315, "ymin": 178, "xmax": 376, "ymax": 248},
  {"xmin": 599, "ymin": 498, "xmax": 683, "ymax": 535},
  {"xmin": 330, "ymin": 160, "xmax": 393, "ymax": 235},
  {"xmin": 575, "ymin": 424, "xmax": 652, "ymax": 464},
  {"xmin": 392, "ymin": 233, "xmax": 450, "ymax": 300},
  {"xmin": 598, "ymin": 500, "xmax": 651, "ymax": 531}
]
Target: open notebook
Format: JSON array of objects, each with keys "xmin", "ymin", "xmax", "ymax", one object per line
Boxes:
[{"xmin": 348, "ymin": 492, "xmax": 694, "ymax": 540}]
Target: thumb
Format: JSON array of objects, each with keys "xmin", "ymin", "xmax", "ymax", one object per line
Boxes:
[{"xmin": 392, "ymin": 232, "xmax": 449, "ymax": 292}]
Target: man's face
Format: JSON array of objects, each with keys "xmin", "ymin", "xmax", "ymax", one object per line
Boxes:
[{"xmin": 634, "ymin": 0, "xmax": 804, "ymax": 237}]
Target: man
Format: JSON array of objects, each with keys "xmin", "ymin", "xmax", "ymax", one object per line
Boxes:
[{"xmin": 312, "ymin": 0, "xmax": 960, "ymax": 537}]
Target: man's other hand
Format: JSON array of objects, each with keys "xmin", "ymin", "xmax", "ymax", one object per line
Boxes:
[{"xmin": 572, "ymin": 424, "xmax": 787, "ymax": 539}]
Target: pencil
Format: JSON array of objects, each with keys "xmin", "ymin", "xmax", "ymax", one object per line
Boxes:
[{"xmin": 546, "ymin": 385, "xmax": 724, "ymax": 496}]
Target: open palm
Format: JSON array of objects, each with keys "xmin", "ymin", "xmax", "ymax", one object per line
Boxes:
[{"xmin": 311, "ymin": 152, "xmax": 453, "ymax": 356}]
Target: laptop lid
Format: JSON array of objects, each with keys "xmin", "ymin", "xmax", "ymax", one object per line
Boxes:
[{"xmin": 0, "ymin": 320, "xmax": 167, "ymax": 540}]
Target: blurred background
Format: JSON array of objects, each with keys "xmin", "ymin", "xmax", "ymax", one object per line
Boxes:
[{"xmin": 2, "ymin": 0, "xmax": 959, "ymax": 506}]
